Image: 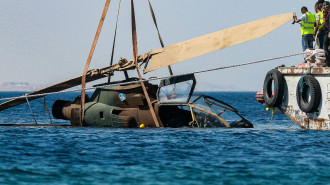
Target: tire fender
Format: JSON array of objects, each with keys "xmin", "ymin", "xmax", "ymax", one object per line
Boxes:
[
  {"xmin": 263, "ymin": 69, "xmax": 285, "ymax": 107},
  {"xmin": 296, "ymin": 75, "xmax": 321, "ymax": 113}
]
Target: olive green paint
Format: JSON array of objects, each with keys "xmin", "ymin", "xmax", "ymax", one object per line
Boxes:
[{"xmin": 84, "ymin": 86, "xmax": 125, "ymax": 127}]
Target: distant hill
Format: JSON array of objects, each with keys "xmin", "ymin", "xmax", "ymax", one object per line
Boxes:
[
  {"xmin": 0, "ymin": 82, "xmax": 46, "ymax": 92},
  {"xmin": 0, "ymin": 81, "xmax": 255, "ymax": 92},
  {"xmin": 196, "ymin": 82, "xmax": 254, "ymax": 92}
]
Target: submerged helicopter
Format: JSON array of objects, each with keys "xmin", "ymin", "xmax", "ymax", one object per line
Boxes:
[{"xmin": 0, "ymin": 0, "xmax": 293, "ymax": 128}]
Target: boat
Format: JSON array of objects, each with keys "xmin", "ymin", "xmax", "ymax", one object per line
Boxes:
[
  {"xmin": 255, "ymin": 91, "xmax": 265, "ymax": 105},
  {"xmin": 255, "ymin": 91, "xmax": 283, "ymax": 114},
  {"xmin": 261, "ymin": 49, "xmax": 330, "ymax": 130},
  {"xmin": 0, "ymin": 0, "xmax": 294, "ymax": 128}
]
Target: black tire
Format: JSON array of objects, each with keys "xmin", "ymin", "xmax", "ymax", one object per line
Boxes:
[
  {"xmin": 296, "ymin": 75, "xmax": 321, "ymax": 113},
  {"xmin": 263, "ymin": 69, "xmax": 285, "ymax": 107}
]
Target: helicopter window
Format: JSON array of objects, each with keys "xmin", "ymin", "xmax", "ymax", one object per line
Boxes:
[
  {"xmin": 190, "ymin": 95, "xmax": 243, "ymax": 127},
  {"xmin": 158, "ymin": 81, "xmax": 193, "ymax": 104},
  {"xmin": 193, "ymin": 108, "xmax": 225, "ymax": 127},
  {"xmin": 112, "ymin": 109, "xmax": 122, "ymax": 115},
  {"xmin": 100, "ymin": 112, "xmax": 104, "ymax": 119},
  {"xmin": 191, "ymin": 97, "xmax": 226, "ymax": 127},
  {"xmin": 206, "ymin": 101, "xmax": 241, "ymax": 123},
  {"xmin": 157, "ymin": 74, "xmax": 196, "ymax": 104}
]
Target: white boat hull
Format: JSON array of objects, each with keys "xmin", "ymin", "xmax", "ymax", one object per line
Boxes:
[{"xmin": 278, "ymin": 66, "xmax": 330, "ymax": 130}]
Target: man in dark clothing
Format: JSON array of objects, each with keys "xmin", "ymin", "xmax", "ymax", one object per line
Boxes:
[
  {"xmin": 323, "ymin": 3, "xmax": 330, "ymax": 66},
  {"xmin": 318, "ymin": 0, "xmax": 325, "ymax": 11},
  {"xmin": 323, "ymin": 1, "xmax": 330, "ymax": 18}
]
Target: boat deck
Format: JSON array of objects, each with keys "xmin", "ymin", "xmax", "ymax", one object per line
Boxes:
[{"xmin": 278, "ymin": 63, "xmax": 330, "ymax": 75}]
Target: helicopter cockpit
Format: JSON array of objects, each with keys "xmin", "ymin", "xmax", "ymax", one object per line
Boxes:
[{"xmin": 157, "ymin": 74, "xmax": 253, "ymax": 128}]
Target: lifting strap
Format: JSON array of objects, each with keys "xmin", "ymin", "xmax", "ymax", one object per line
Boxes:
[
  {"xmin": 147, "ymin": 0, "xmax": 173, "ymax": 76},
  {"xmin": 81, "ymin": 0, "xmax": 111, "ymax": 126},
  {"xmin": 108, "ymin": 0, "xmax": 122, "ymax": 83},
  {"xmin": 131, "ymin": 0, "xmax": 161, "ymax": 127}
]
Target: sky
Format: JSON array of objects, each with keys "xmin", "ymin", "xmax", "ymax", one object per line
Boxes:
[{"xmin": 0, "ymin": 0, "xmax": 318, "ymax": 91}]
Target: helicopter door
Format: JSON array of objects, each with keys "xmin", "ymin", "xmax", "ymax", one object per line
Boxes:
[{"xmin": 157, "ymin": 74, "xmax": 196, "ymax": 104}]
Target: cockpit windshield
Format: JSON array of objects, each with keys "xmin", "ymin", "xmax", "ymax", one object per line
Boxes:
[
  {"xmin": 157, "ymin": 74, "xmax": 252, "ymax": 128},
  {"xmin": 157, "ymin": 74, "xmax": 196, "ymax": 104}
]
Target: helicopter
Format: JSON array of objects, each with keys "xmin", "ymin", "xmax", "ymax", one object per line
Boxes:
[{"xmin": 0, "ymin": 0, "xmax": 293, "ymax": 128}]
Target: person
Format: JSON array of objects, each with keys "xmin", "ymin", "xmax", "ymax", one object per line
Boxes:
[
  {"xmin": 318, "ymin": 0, "xmax": 325, "ymax": 8},
  {"xmin": 315, "ymin": 2, "xmax": 325, "ymax": 48},
  {"xmin": 322, "ymin": 1, "xmax": 330, "ymax": 24},
  {"xmin": 294, "ymin": 7, "xmax": 316, "ymax": 53},
  {"xmin": 321, "ymin": 1, "xmax": 330, "ymax": 33},
  {"xmin": 323, "ymin": 4, "xmax": 330, "ymax": 66}
]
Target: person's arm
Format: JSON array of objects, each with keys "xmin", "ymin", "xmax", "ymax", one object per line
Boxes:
[
  {"xmin": 327, "ymin": 14, "xmax": 330, "ymax": 39},
  {"xmin": 322, "ymin": 10, "xmax": 328, "ymax": 31},
  {"xmin": 295, "ymin": 14, "xmax": 305, "ymax": 23},
  {"xmin": 319, "ymin": 19, "xmax": 325, "ymax": 34},
  {"xmin": 315, "ymin": 16, "xmax": 320, "ymax": 38}
]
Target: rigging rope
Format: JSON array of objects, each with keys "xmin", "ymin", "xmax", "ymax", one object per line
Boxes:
[
  {"xmin": 267, "ymin": 108, "xmax": 275, "ymax": 129},
  {"xmin": 299, "ymin": 66, "xmax": 313, "ymax": 93},
  {"xmin": 288, "ymin": 121, "xmax": 294, "ymax": 128},
  {"xmin": 147, "ymin": 0, "xmax": 173, "ymax": 75},
  {"xmin": 0, "ymin": 51, "xmax": 306, "ymax": 102},
  {"xmin": 108, "ymin": 0, "xmax": 122, "ymax": 83},
  {"xmin": 147, "ymin": 0, "xmax": 164, "ymax": 48},
  {"xmin": 43, "ymin": 96, "xmax": 53, "ymax": 124},
  {"xmin": 25, "ymin": 94, "xmax": 38, "ymax": 125}
]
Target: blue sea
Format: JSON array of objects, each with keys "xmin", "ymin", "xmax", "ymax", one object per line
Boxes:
[{"xmin": 0, "ymin": 91, "xmax": 329, "ymax": 185}]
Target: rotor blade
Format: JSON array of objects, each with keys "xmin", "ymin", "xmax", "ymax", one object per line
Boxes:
[
  {"xmin": 0, "ymin": 71, "xmax": 107, "ymax": 112},
  {"xmin": 0, "ymin": 58, "xmax": 137, "ymax": 112},
  {"xmin": 144, "ymin": 13, "xmax": 293, "ymax": 73}
]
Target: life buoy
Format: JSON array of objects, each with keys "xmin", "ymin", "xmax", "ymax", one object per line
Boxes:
[
  {"xmin": 296, "ymin": 75, "xmax": 321, "ymax": 113},
  {"xmin": 263, "ymin": 69, "xmax": 285, "ymax": 107}
]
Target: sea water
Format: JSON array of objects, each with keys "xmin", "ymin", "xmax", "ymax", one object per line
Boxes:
[{"xmin": 0, "ymin": 92, "xmax": 329, "ymax": 185}]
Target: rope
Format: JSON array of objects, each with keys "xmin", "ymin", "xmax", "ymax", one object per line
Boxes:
[
  {"xmin": 0, "ymin": 51, "xmax": 306, "ymax": 102},
  {"xmin": 108, "ymin": 0, "xmax": 121, "ymax": 83},
  {"xmin": 267, "ymin": 108, "xmax": 275, "ymax": 129},
  {"xmin": 305, "ymin": 48, "xmax": 324, "ymax": 61},
  {"xmin": 25, "ymin": 94, "xmax": 38, "ymax": 125},
  {"xmin": 314, "ymin": 30, "xmax": 319, "ymax": 49},
  {"xmin": 299, "ymin": 65, "xmax": 313, "ymax": 93},
  {"xmin": 147, "ymin": 0, "xmax": 173, "ymax": 75},
  {"xmin": 43, "ymin": 96, "xmax": 53, "ymax": 124},
  {"xmin": 288, "ymin": 121, "xmax": 294, "ymax": 128},
  {"xmin": 147, "ymin": 0, "xmax": 164, "ymax": 48}
]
